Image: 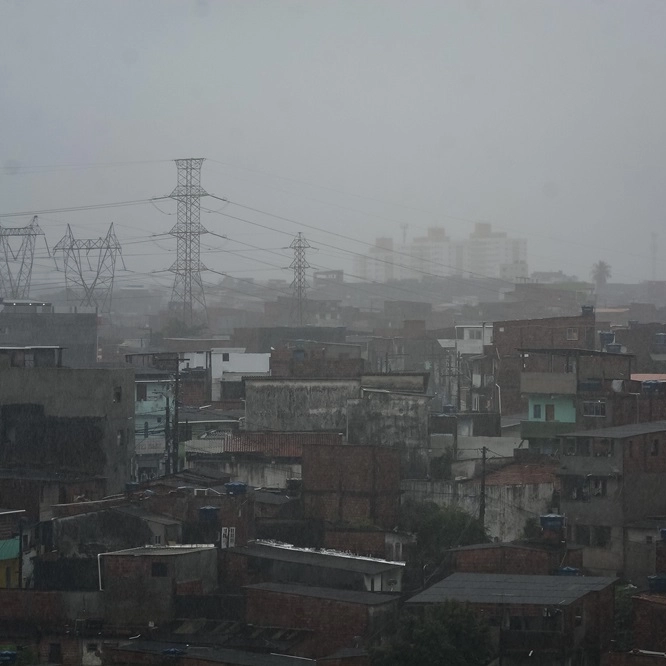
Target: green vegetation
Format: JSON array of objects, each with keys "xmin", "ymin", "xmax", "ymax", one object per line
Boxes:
[{"xmin": 372, "ymin": 600, "xmax": 494, "ymax": 666}]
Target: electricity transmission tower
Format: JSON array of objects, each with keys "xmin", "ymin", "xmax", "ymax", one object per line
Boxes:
[
  {"xmin": 168, "ymin": 158, "xmax": 209, "ymax": 327},
  {"xmin": 290, "ymin": 232, "xmax": 310, "ymax": 326},
  {"xmin": 53, "ymin": 224, "xmax": 123, "ymax": 313},
  {"xmin": 0, "ymin": 215, "xmax": 47, "ymax": 299}
]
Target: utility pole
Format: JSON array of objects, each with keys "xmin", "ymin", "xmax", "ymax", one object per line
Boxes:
[
  {"xmin": 168, "ymin": 158, "xmax": 209, "ymax": 327},
  {"xmin": 172, "ymin": 361, "xmax": 180, "ymax": 475},
  {"xmin": 53, "ymin": 223, "xmax": 123, "ymax": 313},
  {"xmin": 289, "ymin": 232, "xmax": 310, "ymax": 326},
  {"xmin": 0, "ymin": 215, "xmax": 47, "ymax": 299},
  {"xmin": 479, "ymin": 446, "xmax": 486, "ymax": 528},
  {"xmin": 164, "ymin": 396, "xmax": 171, "ymax": 475}
]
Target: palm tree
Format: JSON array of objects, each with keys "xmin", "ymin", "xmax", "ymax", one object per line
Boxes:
[{"xmin": 591, "ymin": 260, "xmax": 611, "ymax": 297}]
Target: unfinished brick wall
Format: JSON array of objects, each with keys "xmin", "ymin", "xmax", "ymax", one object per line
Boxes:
[
  {"xmin": 454, "ymin": 546, "xmax": 551, "ymax": 575},
  {"xmin": 633, "ymin": 596, "xmax": 666, "ymax": 652},
  {"xmin": 324, "ymin": 530, "xmax": 387, "ymax": 559},
  {"xmin": 245, "ymin": 587, "xmax": 372, "ymax": 658},
  {"xmin": 302, "ymin": 444, "xmax": 400, "ymax": 529}
]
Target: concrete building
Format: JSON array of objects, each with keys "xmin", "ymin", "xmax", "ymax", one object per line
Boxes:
[
  {"xmin": 0, "ymin": 346, "xmax": 135, "ymax": 496},
  {"xmin": 402, "ymin": 459, "xmax": 560, "ymax": 542},
  {"xmin": 519, "ymin": 347, "xmax": 645, "ymax": 453},
  {"xmin": 559, "ymin": 421, "xmax": 666, "ymax": 580},
  {"xmin": 0, "ymin": 300, "xmax": 97, "ymax": 367}
]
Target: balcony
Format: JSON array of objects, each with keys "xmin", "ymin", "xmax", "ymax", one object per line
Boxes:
[
  {"xmin": 520, "ymin": 420, "xmax": 577, "ymax": 440},
  {"xmin": 521, "ymin": 372, "xmax": 577, "ymax": 395}
]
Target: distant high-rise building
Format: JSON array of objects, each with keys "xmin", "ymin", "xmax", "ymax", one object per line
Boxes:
[{"xmin": 354, "ymin": 223, "xmax": 527, "ymax": 283}]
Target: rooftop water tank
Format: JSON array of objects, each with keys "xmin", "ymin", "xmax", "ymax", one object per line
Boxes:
[
  {"xmin": 648, "ymin": 574, "xmax": 666, "ymax": 594},
  {"xmin": 540, "ymin": 514, "xmax": 564, "ymax": 531},
  {"xmin": 199, "ymin": 506, "xmax": 218, "ymax": 522},
  {"xmin": 599, "ymin": 331, "xmax": 615, "ymax": 346},
  {"xmin": 225, "ymin": 481, "xmax": 248, "ymax": 496}
]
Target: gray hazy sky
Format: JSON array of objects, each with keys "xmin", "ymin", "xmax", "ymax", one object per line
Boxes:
[{"xmin": 1, "ymin": 0, "xmax": 666, "ymax": 297}]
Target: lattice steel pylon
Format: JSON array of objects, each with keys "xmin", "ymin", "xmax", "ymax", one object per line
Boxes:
[
  {"xmin": 168, "ymin": 158, "xmax": 209, "ymax": 327},
  {"xmin": 0, "ymin": 215, "xmax": 47, "ymax": 299},
  {"xmin": 290, "ymin": 232, "xmax": 310, "ymax": 326},
  {"xmin": 53, "ymin": 224, "xmax": 123, "ymax": 313}
]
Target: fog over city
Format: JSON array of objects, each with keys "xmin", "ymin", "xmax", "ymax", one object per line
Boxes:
[{"xmin": 2, "ymin": 0, "xmax": 666, "ymax": 294}]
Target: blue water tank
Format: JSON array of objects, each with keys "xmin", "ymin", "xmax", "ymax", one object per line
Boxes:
[
  {"xmin": 0, "ymin": 652, "xmax": 17, "ymax": 665},
  {"xmin": 225, "ymin": 482, "xmax": 248, "ymax": 496},
  {"xmin": 557, "ymin": 567, "xmax": 581, "ymax": 576},
  {"xmin": 606, "ymin": 343, "xmax": 622, "ymax": 353},
  {"xmin": 199, "ymin": 506, "xmax": 218, "ymax": 522},
  {"xmin": 648, "ymin": 574, "xmax": 666, "ymax": 593},
  {"xmin": 540, "ymin": 514, "xmax": 564, "ymax": 531},
  {"xmin": 599, "ymin": 331, "xmax": 615, "ymax": 346},
  {"xmin": 660, "ymin": 528, "xmax": 666, "ymax": 542}
]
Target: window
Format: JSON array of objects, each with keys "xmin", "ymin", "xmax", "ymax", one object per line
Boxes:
[
  {"xmin": 136, "ymin": 384, "xmax": 147, "ymax": 401},
  {"xmin": 652, "ymin": 439, "xmax": 660, "ymax": 456},
  {"xmin": 583, "ymin": 400, "xmax": 606, "ymax": 417},
  {"xmin": 113, "ymin": 386, "xmax": 122, "ymax": 403},
  {"xmin": 86, "ymin": 644, "xmax": 98, "ymax": 654},
  {"xmin": 48, "ymin": 644, "xmax": 62, "ymax": 664},
  {"xmin": 229, "ymin": 527, "xmax": 236, "ymax": 548},
  {"xmin": 592, "ymin": 478, "xmax": 607, "ymax": 497},
  {"xmin": 565, "ymin": 356, "xmax": 576, "ymax": 374},
  {"xmin": 566, "ymin": 327, "xmax": 579, "ymax": 341},
  {"xmin": 151, "ymin": 561, "xmax": 168, "ymax": 577},
  {"xmin": 593, "ymin": 526, "xmax": 611, "ymax": 548},
  {"xmin": 144, "ymin": 422, "xmax": 149, "ymax": 438},
  {"xmin": 533, "ymin": 404, "xmax": 542, "ymax": 419},
  {"xmin": 222, "ymin": 353, "xmax": 230, "ymax": 362},
  {"xmin": 117, "ymin": 430, "xmax": 125, "ymax": 447},
  {"xmin": 153, "ymin": 535, "xmax": 162, "ymax": 545}
]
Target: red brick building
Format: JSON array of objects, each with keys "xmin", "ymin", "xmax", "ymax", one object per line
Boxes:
[
  {"xmin": 408, "ymin": 572, "xmax": 616, "ymax": 665},
  {"xmin": 245, "ymin": 582, "xmax": 398, "ymax": 659},
  {"xmin": 493, "ymin": 308, "xmax": 597, "ymax": 414}
]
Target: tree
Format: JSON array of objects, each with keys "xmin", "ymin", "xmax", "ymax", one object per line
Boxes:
[
  {"xmin": 399, "ymin": 500, "xmax": 489, "ymax": 586},
  {"xmin": 372, "ymin": 600, "xmax": 494, "ymax": 666},
  {"xmin": 591, "ymin": 260, "xmax": 611, "ymax": 294}
]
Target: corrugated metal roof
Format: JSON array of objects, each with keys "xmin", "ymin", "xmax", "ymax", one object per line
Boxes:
[
  {"xmin": 112, "ymin": 641, "xmax": 314, "ymax": 666},
  {"xmin": 232, "ymin": 541, "xmax": 403, "ymax": 574},
  {"xmin": 563, "ymin": 420, "xmax": 666, "ymax": 439},
  {"xmin": 0, "ymin": 537, "xmax": 20, "ymax": 561},
  {"xmin": 407, "ymin": 572, "xmax": 616, "ymax": 606}
]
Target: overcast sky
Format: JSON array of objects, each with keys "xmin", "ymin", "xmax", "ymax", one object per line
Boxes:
[{"xmin": 1, "ymin": 0, "xmax": 665, "ymax": 297}]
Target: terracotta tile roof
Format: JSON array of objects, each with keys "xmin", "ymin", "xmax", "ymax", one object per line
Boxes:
[
  {"xmin": 483, "ymin": 462, "xmax": 559, "ymax": 486},
  {"xmin": 188, "ymin": 432, "xmax": 344, "ymax": 458}
]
